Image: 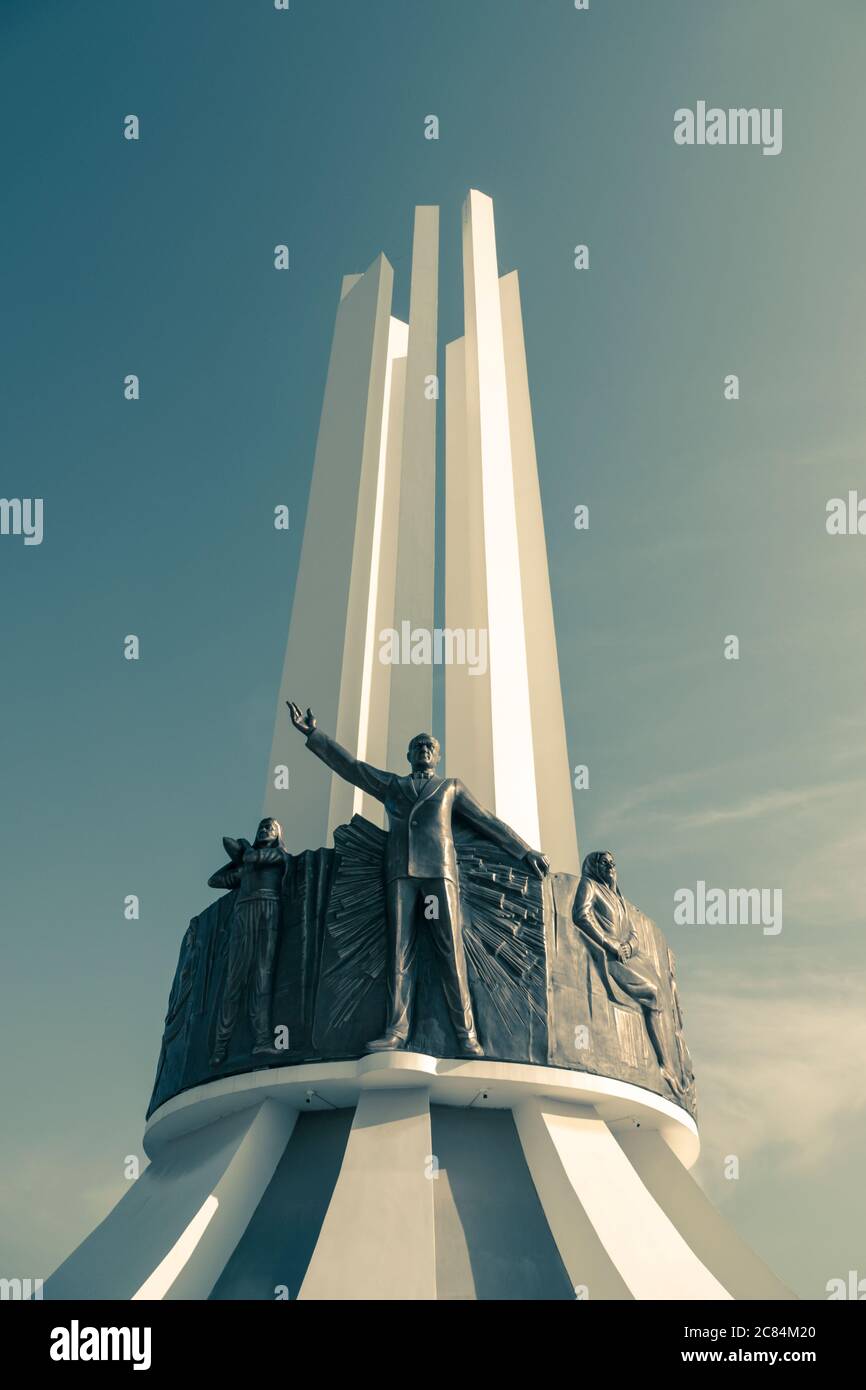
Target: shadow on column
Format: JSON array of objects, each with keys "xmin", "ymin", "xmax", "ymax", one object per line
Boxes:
[
  {"xmin": 211, "ymin": 1108, "xmax": 353, "ymax": 1300},
  {"xmin": 430, "ymin": 1105, "xmax": 575, "ymax": 1300}
]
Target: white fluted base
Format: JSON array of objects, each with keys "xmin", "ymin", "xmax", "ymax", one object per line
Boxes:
[{"xmin": 45, "ymin": 1056, "xmax": 793, "ymax": 1301}]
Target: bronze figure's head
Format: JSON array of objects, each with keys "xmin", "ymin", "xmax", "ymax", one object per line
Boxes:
[
  {"xmin": 406, "ymin": 732, "xmax": 441, "ymax": 773},
  {"xmin": 254, "ymin": 817, "xmax": 284, "ymax": 847},
  {"xmin": 582, "ymin": 850, "xmax": 618, "ymax": 891}
]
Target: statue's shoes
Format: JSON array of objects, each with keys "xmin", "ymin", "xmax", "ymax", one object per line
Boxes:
[
  {"xmin": 209, "ymin": 1051, "xmax": 226, "ymax": 1067},
  {"xmin": 251, "ymin": 1043, "xmax": 282, "ymax": 1056},
  {"xmin": 459, "ymin": 1038, "xmax": 484, "ymax": 1058},
  {"xmin": 365, "ymin": 1033, "xmax": 406, "ymax": 1052}
]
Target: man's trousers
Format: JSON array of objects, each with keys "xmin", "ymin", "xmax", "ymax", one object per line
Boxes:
[{"xmin": 384, "ymin": 876, "xmax": 477, "ymax": 1043}]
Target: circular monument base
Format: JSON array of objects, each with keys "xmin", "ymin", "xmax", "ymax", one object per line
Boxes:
[
  {"xmin": 44, "ymin": 1055, "xmax": 794, "ymax": 1302},
  {"xmin": 144, "ymin": 1052, "xmax": 699, "ymax": 1165}
]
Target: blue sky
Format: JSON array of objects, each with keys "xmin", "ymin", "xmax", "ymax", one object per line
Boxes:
[{"xmin": 2, "ymin": 0, "xmax": 865, "ymax": 1298}]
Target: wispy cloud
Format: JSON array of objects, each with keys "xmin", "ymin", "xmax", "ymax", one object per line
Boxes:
[
  {"xmin": 593, "ymin": 765, "xmax": 726, "ymax": 833},
  {"xmin": 597, "ymin": 766, "xmax": 865, "ymax": 838},
  {"xmin": 684, "ymin": 781, "xmax": 859, "ymax": 830},
  {"xmin": 686, "ymin": 963, "xmax": 866, "ymax": 1178}
]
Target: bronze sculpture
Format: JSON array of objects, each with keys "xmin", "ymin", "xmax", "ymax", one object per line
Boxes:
[
  {"xmin": 150, "ymin": 817, "xmax": 697, "ymax": 1122},
  {"xmin": 152, "ymin": 920, "xmax": 199, "ymax": 1098},
  {"xmin": 207, "ymin": 817, "xmax": 292, "ymax": 1066},
  {"xmin": 574, "ymin": 850, "xmax": 685, "ymax": 1096},
  {"xmin": 287, "ymin": 702, "xmax": 549, "ymax": 1056}
]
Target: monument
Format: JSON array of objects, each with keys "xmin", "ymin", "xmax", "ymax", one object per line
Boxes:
[{"xmin": 45, "ymin": 192, "xmax": 793, "ymax": 1302}]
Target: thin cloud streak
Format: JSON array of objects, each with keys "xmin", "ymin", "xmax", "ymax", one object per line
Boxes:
[{"xmin": 686, "ymin": 965, "xmax": 866, "ymax": 1179}]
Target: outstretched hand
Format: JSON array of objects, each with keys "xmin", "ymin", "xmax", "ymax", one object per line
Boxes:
[
  {"xmin": 524, "ymin": 850, "xmax": 550, "ymax": 879},
  {"xmin": 286, "ymin": 701, "xmax": 317, "ymax": 737}
]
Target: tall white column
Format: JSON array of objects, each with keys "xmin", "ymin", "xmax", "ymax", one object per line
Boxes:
[
  {"xmin": 457, "ymin": 190, "xmax": 540, "ymax": 847},
  {"xmin": 445, "ymin": 335, "xmax": 495, "ymax": 809},
  {"xmin": 340, "ymin": 316, "xmax": 408, "ymax": 830},
  {"xmin": 269, "ymin": 194, "xmax": 576, "ymax": 864},
  {"xmin": 445, "ymin": 192, "xmax": 579, "ymax": 867},
  {"xmin": 500, "ymin": 270, "xmax": 580, "ymax": 871},
  {"xmin": 387, "ymin": 206, "xmax": 439, "ymax": 771},
  {"xmin": 262, "ymin": 256, "xmax": 401, "ymax": 848}
]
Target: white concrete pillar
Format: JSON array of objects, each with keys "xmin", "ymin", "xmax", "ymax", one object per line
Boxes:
[
  {"xmin": 135, "ymin": 1100, "xmax": 297, "ymax": 1300},
  {"xmin": 350, "ymin": 318, "xmax": 409, "ymax": 827},
  {"xmin": 617, "ymin": 1129, "xmax": 795, "ymax": 1300},
  {"xmin": 457, "ymin": 189, "xmax": 541, "ymax": 848},
  {"xmin": 444, "ymin": 334, "xmax": 496, "ymax": 807},
  {"xmin": 46, "ymin": 1102, "xmax": 296, "ymax": 1301},
  {"xmin": 514, "ymin": 1097, "xmax": 730, "ymax": 1300},
  {"xmin": 500, "ymin": 270, "xmax": 580, "ymax": 872},
  {"xmin": 298, "ymin": 1088, "xmax": 436, "ymax": 1300},
  {"xmin": 387, "ymin": 206, "xmax": 439, "ymax": 770},
  {"xmin": 262, "ymin": 255, "xmax": 398, "ymax": 848}
]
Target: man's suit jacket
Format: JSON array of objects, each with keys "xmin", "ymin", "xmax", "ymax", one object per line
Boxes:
[{"xmin": 306, "ymin": 728, "xmax": 532, "ymax": 883}]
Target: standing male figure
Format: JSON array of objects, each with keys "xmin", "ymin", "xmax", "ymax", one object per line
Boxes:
[
  {"xmin": 208, "ymin": 817, "xmax": 291, "ymax": 1066},
  {"xmin": 287, "ymin": 702, "xmax": 549, "ymax": 1057}
]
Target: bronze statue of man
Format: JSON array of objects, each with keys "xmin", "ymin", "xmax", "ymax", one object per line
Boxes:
[
  {"xmin": 287, "ymin": 702, "xmax": 549, "ymax": 1057},
  {"xmin": 207, "ymin": 817, "xmax": 291, "ymax": 1066},
  {"xmin": 574, "ymin": 850, "xmax": 684, "ymax": 1095}
]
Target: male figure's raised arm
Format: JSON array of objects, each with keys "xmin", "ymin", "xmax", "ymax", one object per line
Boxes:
[
  {"xmin": 306, "ymin": 728, "xmax": 393, "ymax": 804},
  {"xmin": 287, "ymin": 701, "xmax": 393, "ymax": 804},
  {"xmin": 453, "ymin": 781, "xmax": 549, "ymax": 876}
]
